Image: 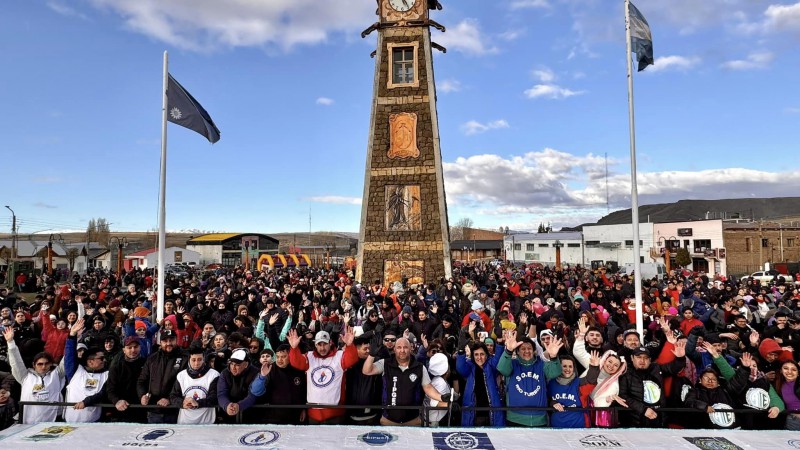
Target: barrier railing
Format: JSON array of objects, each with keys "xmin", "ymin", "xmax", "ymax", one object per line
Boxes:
[{"xmin": 17, "ymin": 400, "xmax": 799, "ymax": 428}]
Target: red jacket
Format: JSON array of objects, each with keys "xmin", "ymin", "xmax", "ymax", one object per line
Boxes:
[{"xmin": 41, "ymin": 311, "xmax": 68, "ymax": 362}]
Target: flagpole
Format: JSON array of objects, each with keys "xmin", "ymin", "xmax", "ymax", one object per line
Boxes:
[
  {"xmin": 625, "ymin": 0, "xmax": 644, "ymax": 340},
  {"xmin": 157, "ymin": 50, "xmax": 168, "ymax": 325}
]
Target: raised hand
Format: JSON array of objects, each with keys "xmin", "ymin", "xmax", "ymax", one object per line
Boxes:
[
  {"xmin": 2, "ymin": 327, "xmax": 13, "ymax": 343},
  {"xmin": 342, "ymin": 325, "xmax": 355, "ymax": 346},
  {"xmin": 468, "ymin": 320, "xmax": 477, "ymax": 335},
  {"xmin": 589, "ymin": 350, "xmax": 601, "ymax": 367},
  {"xmin": 577, "ymin": 316, "xmax": 588, "ymax": 335},
  {"xmin": 672, "ymin": 339, "xmax": 687, "ymax": 358},
  {"xmin": 505, "ymin": 330, "xmax": 521, "ymax": 351},
  {"xmin": 421, "ymin": 334, "xmax": 429, "ymax": 349},
  {"xmin": 545, "ymin": 337, "xmax": 564, "ymax": 359},
  {"xmin": 260, "ymin": 360, "xmax": 273, "ymax": 377},
  {"xmin": 701, "ymin": 341, "xmax": 719, "ymax": 359},
  {"xmin": 269, "ymin": 313, "xmax": 280, "ymax": 326},
  {"xmin": 176, "ymin": 306, "xmax": 185, "ymax": 315},
  {"xmin": 70, "ymin": 318, "xmax": 85, "ymax": 337},
  {"xmin": 287, "ymin": 329, "xmax": 301, "ymax": 349},
  {"xmin": 741, "ymin": 352, "xmax": 756, "ymax": 369},
  {"xmin": 519, "ymin": 312, "xmax": 528, "ymax": 324},
  {"xmin": 749, "ymin": 331, "xmax": 760, "ymax": 347}
]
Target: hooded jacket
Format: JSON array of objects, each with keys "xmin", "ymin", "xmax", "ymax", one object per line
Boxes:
[{"xmin": 457, "ymin": 348, "xmax": 506, "ymax": 427}]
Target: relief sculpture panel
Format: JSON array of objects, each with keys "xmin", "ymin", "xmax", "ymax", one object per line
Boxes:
[
  {"xmin": 388, "ymin": 112, "xmax": 420, "ymax": 159},
  {"xmin": 385, "ymin": 184, "xmax": 421, "ymax": 231}
]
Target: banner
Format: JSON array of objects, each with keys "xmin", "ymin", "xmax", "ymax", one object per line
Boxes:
[{"xmin": 2, "ymin": 422, "xmax": 799, "ymax": 449}]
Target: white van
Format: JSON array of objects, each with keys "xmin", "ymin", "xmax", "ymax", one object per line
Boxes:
[{"xmin": 621, "ymin": 263, "xmax": 667, "ymax": 281}]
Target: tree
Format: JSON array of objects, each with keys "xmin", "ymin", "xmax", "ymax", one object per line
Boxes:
[
  {"xmin": 65, "ymin": 247, "xmax": 80, "ymax": 273},
  {"xmin": 675, "ymin": 248, "xmax": 692, "ymax": 268},
  {"xmin": 450, "ymin": 217, "xmax": 474, "ymax": 241},
  {"xmin": 86, "ymin": 217, "xmax": 111, "ymax": 245}
]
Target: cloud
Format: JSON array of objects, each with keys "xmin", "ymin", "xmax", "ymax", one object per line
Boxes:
[
  {"xmin": 47, "ymin": 1, "xmax": 90, "ymax": 20},
  {"xmin": 32, "ymin": 176, "xmax": 63, "ymax": 184},
  {"xmin": 438, "ymin": 79, "xmax": 462, "ymax": 94},
  {"xmin": 307, "ymin": 196, "xmax": 361, "ymax": 205},
  {"xmin": 33, "ymin": 202, "xmax": 58, "ymax": 209},
  {"xmin": 316, "ymin": 97, "xmax": 334, "ymax": 106},
  {"xmin": 86, "ymin": 0, "xmax": 375, "ymax": 51},
  {"xmin": 434, "ymin": 19, "xmax": 497, "ymax": 56},
  {"xmin": 721, "ymin": 51, "xmax": 774, "ymax": 70},
  {"xmin": 524, "ymin": 84, "xmax": 584, "ymax": 99},
  {"xmin": 531, "ymin": 67, "xmax": 556, "ymax": 83},
  {"xmin": 498, "ymin": 29, "xmax": 526, "ymax": 41},
  {"xmin": 443, "ymin": 149, "xmax": 800, "ymax": 224},
  {"xmin": 460, "ymin": 120, "xmax": 510, "ymax": 136},
  {"xmin": 510, "ymin": 0, "xmax": 551, "ymax": 9},
  {"xmin": 647, "ymin": 55, "xmax": 701, "ymax": 73},
  {"xmin": 756, "ymin": 1, "xmax": 800, "ymax": 33}
]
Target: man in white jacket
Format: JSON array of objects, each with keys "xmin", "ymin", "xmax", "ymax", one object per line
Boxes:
[
  {"xmin": 170, "ymin": 345, "xmax": 219, "ymax": 424},
  {"xmin": 64, "ymin": 319, "xmax": 109, "ymax": 423},
  {"xmin": 4, "ymin": 327, "xmax": 65, "ymax": 424}
]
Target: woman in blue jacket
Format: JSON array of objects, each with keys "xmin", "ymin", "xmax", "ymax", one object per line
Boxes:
[{"xmin": 456, "ymin": 330, "xmax": 505, "ymax": 427}]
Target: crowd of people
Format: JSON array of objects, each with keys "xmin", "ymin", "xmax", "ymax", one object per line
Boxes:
[{"xmin": 0, "ymin": 261, "xmax": 798, "ymax": 431}]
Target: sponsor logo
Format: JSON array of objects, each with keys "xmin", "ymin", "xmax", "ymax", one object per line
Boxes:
[
  {"xmin": 432, "ymin": 432, "xmax": 494, "ymax": 450},
  {"xmin": 788, "ymin": 441, "xmax": 800, "ymax": 449},
  {"xmin": 310, "ymin": 365, "xmax": 335, "ymax": 388},
  {"xmin": 24, "ymin": 426, "xmax": 77, "ymax": 442},
  {"xmin": 642, "ymin": 380, "xmax": 661, "ymax": 404},
  {"xmin": 409, "ymin": 373, "xmax": 418, "ymax": 383},
  {"xmin": 577, "ymin": 435, "xmax": 623, "ymax": 448},
  {"xmin": 708, "ymin": 403, "xmax": 735, "ymax": 428},
  {"xmin": 744, "ymin": 388, "xmax": 769, "ymax": 410},
  {"xmin": 239, "ymin": 430, "xmax": 281, "ymax": 447},
  {"xmin": 357, "ymin": 431, "xmax": 397, "ymax": 446},
  {"xmin": 684, "ymin": 437, "xmax": 744, "ymax": 450},
  {"xmin": 136, "ymin": 429, "xmax": 175, "ymax": 442}
]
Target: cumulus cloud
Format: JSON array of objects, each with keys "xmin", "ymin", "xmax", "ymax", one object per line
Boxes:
[
  {"xmin": 316, "ymin": 97, "xmax": 334, "ymax": 106},
  {"xmin": 47, "ymin": 1, "xmax": 90, "ymax": 20},
  {"xmin": 531, "ymin": 67, "xmax": 556, "ymax": 83},
  {"xmin": 434, "ymin": 19, "xmax": 497, "ymax": 56},
  {"xmin": 721, "ymin": 51, "xmax": 774, "ymax": 70},
  {"xmin": 438, "ymin": 79, "xmax": 462, "ymax": 94},
  {"xmin": 308, "ymin": 196, "xmax": 361, "ymax": 205},
  {"xmin": 524, "ymin": 84, "xmax": 584, "ymax": 99},
  {"xmin": 460, "ymin": 120, "xmax": 510, "ymax": 136},
  {"xmin": 442, "ymin": 149, "xmax": 800, "ymax": 221},
  {"xmin": 762, "ymin": 1, "xmax": 800, "ymax": 32},
  {"xmin": 647, "ymin": 55, "xmax": 701, "ymax": 73},
  {"xmin": 86, "ymin": 0, "xmax": 375, "ymax": 51}
]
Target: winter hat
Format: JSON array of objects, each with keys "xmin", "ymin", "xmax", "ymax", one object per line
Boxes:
[
  {"xmin": 468, "ymin": 312, "xmax": 481, "ymax": 322},
  {"xmin": 402, "ymin": 305, "xmax": 413, "ymax": 314},
  {"xmin": 667, "ymin": 307, "xmax": 678, "ymax": 316},
  {"xmin": 135, "ymin": 320, "xmax": 146, "ymax": 330},
  {"xmin": 133, "ymin": 307, "xmax": 150, "ymax": 318},
  {"xmin": 428, "ymin": 353, "xmax": 449, "ymax": 377},
  {"xmin": 471, "ymin": 300, "xmax": 483, "ymax": 311},
  {"xmin": 108, "ymin": 299, "xmax": 121, "ymax": 308}
]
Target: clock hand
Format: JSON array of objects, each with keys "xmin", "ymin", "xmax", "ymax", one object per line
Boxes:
[{"xmin": 402, "ymin": 0, "xmax": 409, "ymax": 7}]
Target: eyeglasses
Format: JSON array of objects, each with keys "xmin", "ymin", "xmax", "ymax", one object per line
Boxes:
[{"xmin": 384, "ymin": 338, "xmax": 397, "ymax": 342}]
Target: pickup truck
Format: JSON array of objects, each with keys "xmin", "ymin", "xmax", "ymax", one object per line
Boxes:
[{"xmin": 741, "ymin": 270, "xmax": 795, "ymax": 286}]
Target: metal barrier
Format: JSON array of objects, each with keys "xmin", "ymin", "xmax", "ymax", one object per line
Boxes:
[{"xmin": 17, "ymin": 400, "xmax": 799, "ymax": 428}]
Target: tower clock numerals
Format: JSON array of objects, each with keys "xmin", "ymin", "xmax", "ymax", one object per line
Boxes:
[{"xmin": 389, "ymin": 0, "xmax": 417, "ymax": 13}]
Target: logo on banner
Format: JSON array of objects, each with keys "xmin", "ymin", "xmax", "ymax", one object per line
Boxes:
[
  {"xmin": 239, "ymin": 430, "xmax": 281, "ymax": 447},
  {"xmin": 433, "ymin": 432, "xmax": 495, "ymax": 450},
  {"xmin": 24, "ymin": 426, "xmax": 77, "ymax": 442},
  {"xmin": 136, "ymin": 429, "xmax": 175, "ymax": 442},
  {"xmin": 577, "ymin": 435, "xmax": 623, "ymax": 448},
  {"xmin": 684, "ymin": 437, "xmax": 743, "ymax": 450},
  {"xmin": 357, "ymin": 431, "xmax": 397, "ymax": 446},
  {"xmin": 787, "ymin": 441, "xmax": 800, "ymax": 449}
]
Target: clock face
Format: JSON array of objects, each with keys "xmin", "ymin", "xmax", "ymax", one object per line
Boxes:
[{"xmin": 389, "ymin": 0, "xmax": 416, "ymax": 13}]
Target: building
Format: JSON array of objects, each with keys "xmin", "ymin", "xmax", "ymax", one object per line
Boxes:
[
  {"xmin": 124, "ymin": 247, "xmax": 200, "ymax": 270},
  {"xmin": 582, "ymin": 223, "xmax": 654, "ymax": 269},
  {"xmin": 0, "ymin": 239, "xmax": 110, "ymax": 274},
  {"xmin": 450, "ymin": 240, "xmax": 503, "ymax": 262},
  {"xmin": 186, "ymin": 233, "xmax": 279, "ymax": 268},
  {"xmin": 653, "ymin": 219, "xmax": 726, "ymax": 275},
  {"xmin": 503, "ymin": 232, "xmax": 583, "ymax": 266},
  {"xmin": 723, "ymin": 221, "xmax": 800, "ymax": 276}
]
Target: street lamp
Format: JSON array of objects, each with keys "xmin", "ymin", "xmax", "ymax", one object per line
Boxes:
[
  {"xmin": 462, "ymin": 246, "xmax": 470, "ymax": 263},
  {"xmin": 554, "ymin": 240, "xmax": 564, "ymax": 270},
  {"xmin": 4, "ymin": 206, "xmax": 16, "ymax": 259},
  {"xmin": 47, "ymin": 233, "xmax": 63, "ymax": 277},
  {"xmin": 244, "ymin": 240, "xmax": 251, "ymax": 271},
  {"xmin": 324, "ymin": 243, "xmax": 332, "ymax": 271},
  {"xmin": 657, "ymin": 236, "xmax": 677, "ymax": 274},
  {"xmin": 109, "ymin": 237, "xmax": 128, "ymax": 284}
]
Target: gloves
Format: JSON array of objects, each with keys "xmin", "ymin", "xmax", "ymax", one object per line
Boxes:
[
  {"xmin": 369, "ymin": 334, "xmax": 383, "ymax": 357},
  {"xmin": 441, "ymin": 392, "xmax": 460, "ymax": 402},
  {"xmin": 457, "ymin": 330, "xmax": 470, "ymax": 353}
]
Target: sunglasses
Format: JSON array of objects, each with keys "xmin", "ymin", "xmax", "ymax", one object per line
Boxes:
[{"xmin": 383, "ymin": 338, "xmax": 397, "ymax": 342}]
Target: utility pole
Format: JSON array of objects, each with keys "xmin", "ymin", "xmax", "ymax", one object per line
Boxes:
[{"xmin": 4, "ymin": 206, "xmax": 16, "ymax": 260}]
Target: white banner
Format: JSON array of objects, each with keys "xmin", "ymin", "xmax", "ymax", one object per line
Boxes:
[{"xmin": 1, "ymin": 422, "xmax": 799, "ymax": 450}]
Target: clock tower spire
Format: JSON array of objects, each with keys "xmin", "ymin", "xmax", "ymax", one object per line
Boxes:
[{"xmin": 357, "ymin": 0, "xmax": 451, "ymax": 287}]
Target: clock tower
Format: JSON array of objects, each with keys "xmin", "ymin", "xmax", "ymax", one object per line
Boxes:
[{"xmin": 357, "ymin": 0, "xmax": 452, "ymax": 286}]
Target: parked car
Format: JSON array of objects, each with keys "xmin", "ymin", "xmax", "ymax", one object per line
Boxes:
[{"xmin": 740, "ymin": 270, "xmax": 795, "ymax": 286}]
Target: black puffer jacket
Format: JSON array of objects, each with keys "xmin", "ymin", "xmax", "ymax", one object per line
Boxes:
[
  {"xmin": 684, "ymin": 368, "xmax": 748, "ymax": 428},
  {"xmin": 136, "ymin": 347, "xmax": 188, "ymax": 401},
  {"xmin": 618, "ymin": 357, "xmax": 685, "ymax": 427}
]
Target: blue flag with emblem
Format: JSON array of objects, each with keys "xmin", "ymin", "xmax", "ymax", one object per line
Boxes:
[
  {"xmin": 629, "ymin": 2, "xmax": 653, "ymax": 72},
  {"xmin": 167, "ymin": 74, "xmax": 221, "ymax": 143}
]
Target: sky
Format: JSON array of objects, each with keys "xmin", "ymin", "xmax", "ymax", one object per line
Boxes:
[{"xmin": 2, "ymin": 0, "xmax": 799, "ymax": 237}]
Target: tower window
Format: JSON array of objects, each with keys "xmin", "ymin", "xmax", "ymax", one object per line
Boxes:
[{"xmin": 387, "ymin": 42, "xmax": 420, "ymax": 88}]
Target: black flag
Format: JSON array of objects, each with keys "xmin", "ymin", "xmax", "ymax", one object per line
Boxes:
[{"xmin": 166, "ymin": 74, "xmax": 221, "ymax": 143}]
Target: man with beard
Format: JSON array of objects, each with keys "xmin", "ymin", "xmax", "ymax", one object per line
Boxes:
[
  {"xmin": 106, "ymin": 336, "xmax": 146, "ymax": 422},
  {"xmin": 574, "ymin": 316, "xmax": 605, "ymax": 375},
  {"xmin": 64, "ymin": 320, "xmax": 109, "ymax": 423},
  {"xmin": 137, "ymin": 329, "xmax": 188, "ymax": 423},
  {"xmin": 249, "ymin": 344, "xmax": 307, "ymax": 424},
  {"xmin": 288, "ymin": 327, "xmax": 358, "ymax": 424}
]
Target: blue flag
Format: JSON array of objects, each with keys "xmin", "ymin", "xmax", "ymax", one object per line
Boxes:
[
  {"xmin": 629, "ymin": 2, "xmax": 653, "ymax": 72},
  {"xmin": 167, "ymin": 74, "xmax": 221, "ymax": 143}
]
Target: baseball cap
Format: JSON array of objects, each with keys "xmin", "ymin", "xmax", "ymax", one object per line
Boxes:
[
  {"xmin": 314, "ymin": 331, "xmax": 331, "ymax": 344},
  {"xmin": 123, "ymin": 336, "xmax": 140, "ymax": 347},
  {"xmin": 160, "ymin": 329, "xmax": 177, "ymax": 340},
  {"xmin": 230, "ymin": 349, "xmax": 248, "ymax": 363},
  {"xmin": 631, "ymin": 346, "xmax": 649, "ymax": 357}
]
